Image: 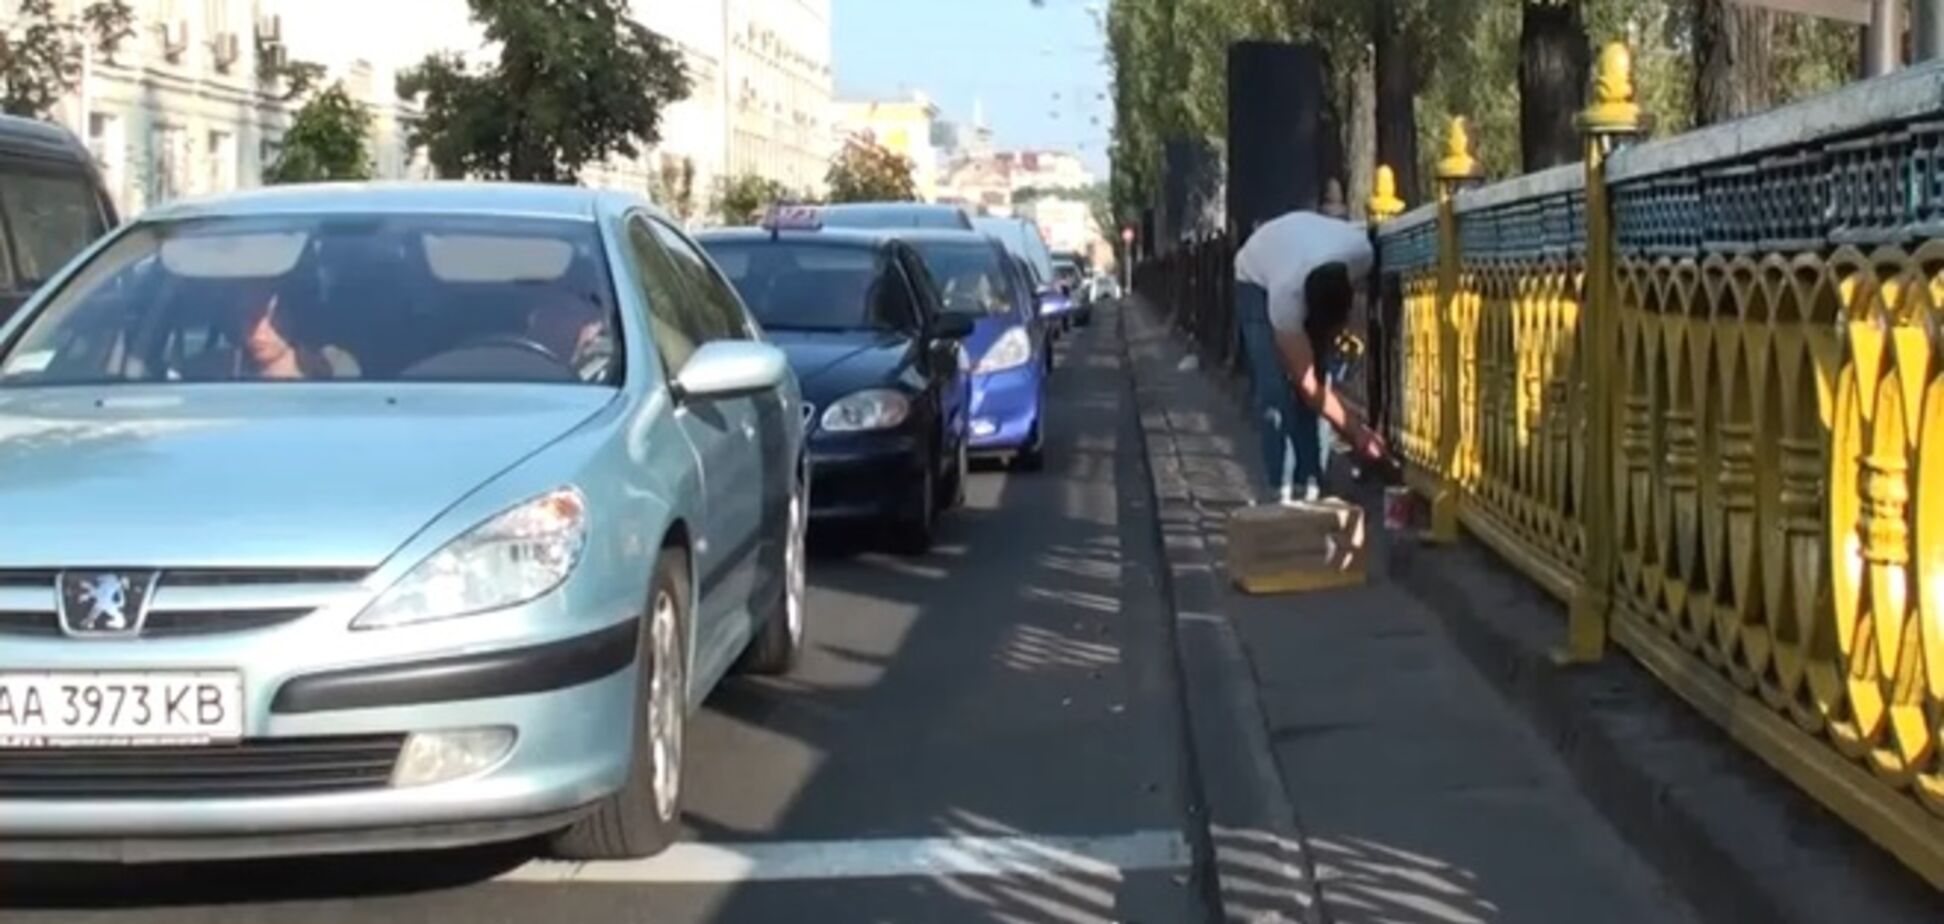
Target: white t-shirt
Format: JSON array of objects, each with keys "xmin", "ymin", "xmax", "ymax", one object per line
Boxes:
[{"xmin": 1233, "ymin": 211, "xmax": 1374, "ymax": 334}]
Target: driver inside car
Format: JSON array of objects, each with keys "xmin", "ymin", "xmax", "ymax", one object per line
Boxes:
[{"xmin": 525, "ymin": 295, "xmax": 615, "ymax": 383}]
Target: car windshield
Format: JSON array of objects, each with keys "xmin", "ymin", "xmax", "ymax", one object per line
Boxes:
[
  {"xmin": 702, "ymin": 240, "xmax": 890, "ymax": 332},
  {"xmin": 0, "ymin": 213, "xmax": 621, "ymax": 387},
  {"xmin": 908, "ymin": 240, "xmax": 1015, "ymax": 317}
]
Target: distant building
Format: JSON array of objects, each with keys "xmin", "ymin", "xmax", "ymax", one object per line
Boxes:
[
  {"xmin": 833, "ymin": 92, "xmax": 942, "ymax": 201},
  {"xmin": 6, "ymin": 0, "xmax": 434, "ymax": 217},
  {"xmin": 725, "ymin": 0, "xmax": 834, "ymax": 196},
  {"xmin": 1019, "ymin": 196, "xmax": 1096, "ymax": 258},
  {"xmin": 938, "ymin": 156, "xmax": 1012, "ymax": 217},
  {"xmin": 996, "ymin": 149, "xmax": 1093, "ymax": 194},
  {"xmin": 5, "ymin": 0, "xmax": 828, "ymax": 223}
]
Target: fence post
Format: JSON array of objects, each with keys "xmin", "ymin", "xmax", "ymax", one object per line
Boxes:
[
  {"xmin": 1367, "ymin": 167, "xmax": 1406, "ymax": 438},
  {"xmin": 1430, "ymin": 118, "xmax": 1483, "ymax": 542},
  {"xmin": 1560, "ymin": 44, "xmax": 1645, "ymax": 665}
]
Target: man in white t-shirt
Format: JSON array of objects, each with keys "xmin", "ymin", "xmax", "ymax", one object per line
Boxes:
[{"xmin": 1233, "ymin": 210, "xmax": 1389, "ymax": 503}]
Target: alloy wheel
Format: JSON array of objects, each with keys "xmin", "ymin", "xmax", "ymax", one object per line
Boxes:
[
  {"xmin": 785, "ymin": 485, "xmax": 806, "ymax": 645},
  {"xmin": 647, "ymin": 589, "xmax": 685, "ymax": 823}
]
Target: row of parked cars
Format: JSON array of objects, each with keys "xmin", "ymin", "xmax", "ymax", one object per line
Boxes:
[
  {"xmin": 0, "ymin": 115, "xmax": 1100, "ymax": 866},
  {"xmin": 693, "ymin": 200, "xmax": 1085, "ymax": 553}
]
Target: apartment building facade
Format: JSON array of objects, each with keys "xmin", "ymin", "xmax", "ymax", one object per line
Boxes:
[
  {"xmin": 725, "ymin": 0, "xmax": 834, "ymax": 196},
  {"xmin": 2, "ymin": 0, "xmax": 828, "ymax": 221}
]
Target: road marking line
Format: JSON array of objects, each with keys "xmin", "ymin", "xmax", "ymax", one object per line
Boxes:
[{"xmin": 498, "ymin": 830, "xmax": 1191, "ymax": 885}]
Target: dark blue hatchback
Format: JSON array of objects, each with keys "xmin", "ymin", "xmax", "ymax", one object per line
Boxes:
[{"xmin": 697, "ymin": 225, "xmax": 973, "ymax": 554}]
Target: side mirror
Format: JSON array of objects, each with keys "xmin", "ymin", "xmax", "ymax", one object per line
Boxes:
[
  {"xmin": 931, "ymin": 313, "xmax": 976, "ymax": 341},
  {"xmin": 673, "ymin": 340, "xmax": 790, "ymax": 402}
]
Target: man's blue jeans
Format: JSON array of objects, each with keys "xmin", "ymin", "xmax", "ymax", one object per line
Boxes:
[{"xmin": 1236, "ymin": 282, "xmax": 1333, "ymax": 499}]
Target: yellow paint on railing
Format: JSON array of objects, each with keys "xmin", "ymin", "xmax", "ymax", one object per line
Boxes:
[{"xmin": 1382, "ymin": 40, "xmax": 1944, "ymax": 887}]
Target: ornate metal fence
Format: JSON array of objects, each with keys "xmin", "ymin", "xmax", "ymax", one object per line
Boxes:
[{"xmin": 1376, "ymin": 45, "xmax": 1944, "ymax": 887}]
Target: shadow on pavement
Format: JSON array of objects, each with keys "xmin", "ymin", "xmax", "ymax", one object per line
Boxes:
[{"xmin": 0, "ymin": 840, "xmax": 536, "ymax": 909}]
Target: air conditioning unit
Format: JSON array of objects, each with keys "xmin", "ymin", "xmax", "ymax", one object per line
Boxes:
[
  {"xmin": 211, "ymin": 33, "xmax": 240, "ymax": 72},
  {"xmin": 255, "ymin": 15, "xmax": 282, "ymax": 44},
  {"xmin": 160, "ymin": 20, "xmax": 190, "ymax": 62}
]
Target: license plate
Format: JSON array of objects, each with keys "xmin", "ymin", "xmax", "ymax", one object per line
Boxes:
[{"xmin": 0, "ymin": 672, "xmax": 244, "ymax": 747}]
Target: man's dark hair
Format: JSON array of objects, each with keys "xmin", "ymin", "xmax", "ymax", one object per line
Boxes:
[{"xmin": 1303, "ymin": 261, "xmax": 1354, "ymax": 341}]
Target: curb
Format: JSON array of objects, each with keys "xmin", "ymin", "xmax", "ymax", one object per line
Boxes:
[{"xmin": 1115, "ymin": 301, "xmax": 1326, "ymax": 924}]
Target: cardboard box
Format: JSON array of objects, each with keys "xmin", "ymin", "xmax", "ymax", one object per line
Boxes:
[{"xmin": 1224, "ymin": 498, "xmax": 1368, "ymax": 595}]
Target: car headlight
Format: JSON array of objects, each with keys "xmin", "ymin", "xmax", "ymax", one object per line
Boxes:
[
  {"xmin": 976, "ymin": 326, "xmax": 1033, "ymax": 374},
  {"xmin": 354, "ymin": 488, "xmax": 588, "ymax": 630},
  {"xmin": 820, "ymin": 389, "xmax": 911, "ymax": 433}
]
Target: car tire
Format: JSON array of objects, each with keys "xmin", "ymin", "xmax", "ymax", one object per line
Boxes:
[
  {"xmin": 1014, "ymin": 422, "xmax": 1046, "ymax": 472},
  {"xmin": 938, "ymin": 432, "xmax": 968, "ymax": 510},
  {"xmin": 549, "ymin": 550, "xmax": 689, "ymax": 860},
  {"xmin": 891, "ymin": 461, "xmax": 936, "ymax": 556},
  {"xmin": 738, "ymin": 478, "xmax": 807, "ymax": 675}
]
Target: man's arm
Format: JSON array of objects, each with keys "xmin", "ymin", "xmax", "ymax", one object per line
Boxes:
[{"xmin": 1274, "ymin": 325, "xmax": 1387, "ymax": 461}]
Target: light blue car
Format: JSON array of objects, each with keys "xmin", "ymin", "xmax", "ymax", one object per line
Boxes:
[{"xmin": 0, "ymin": 183, "xmax": 808, "ymax": 863}]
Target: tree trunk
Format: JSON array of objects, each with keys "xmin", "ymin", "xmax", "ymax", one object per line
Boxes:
[
  {"xmin": 1347, "ymin": 48, "xmax": 1377, "ymax": 222},
  {"xmin": 1694, "ymin": 0, "xmax": 1774, "ymax": 126},
  {"xmin": 1518, "ymin": 1, "xmax": 1590, "ymax": 172},
  {"xmin": 1373, "ymin": 0, "xmax": 1420, "ymax": 205}
]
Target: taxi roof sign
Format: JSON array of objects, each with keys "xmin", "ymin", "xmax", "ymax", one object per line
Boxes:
[{"xmin": 760, "ymin": 204, "xmax": 824, "ymax": 233}]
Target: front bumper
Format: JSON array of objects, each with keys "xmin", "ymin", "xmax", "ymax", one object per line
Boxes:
[
  {"xmin": 968, "ymin": 366, "xmax": 1044, "ymax": 453},
  {"xmin": 807, "ymin": 432, "xmax": 926, "ymax": 520},
  {"xmin": 0, "ymin": 598, "xmax": 642, "ymax": 861}
]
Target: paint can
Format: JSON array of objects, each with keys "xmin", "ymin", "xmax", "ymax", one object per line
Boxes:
[{"xmin": 1383, "ymin": 485, "xmax": 1422, "ymax": 534}]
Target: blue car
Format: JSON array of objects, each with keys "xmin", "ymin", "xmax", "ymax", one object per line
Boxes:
[
  {"xmin": 0, "ymin": 184, "xmax": 808, "ymax": 863},
  {"xmin": 698, "ymin": 218, "xmax": 974, "ymax": 554},
  {"xmin": 899, "ymin": 230, "xmax": 1051, "ymax": 470}
]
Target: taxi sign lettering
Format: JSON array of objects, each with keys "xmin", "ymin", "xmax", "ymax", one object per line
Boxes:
[{"xmin": 761, "ymin": 205, "xmax": 824, "ymax": 232}]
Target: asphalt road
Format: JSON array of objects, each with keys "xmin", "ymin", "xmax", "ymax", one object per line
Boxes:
[{"xmin": 1, "ymin": 307, "xmax": 1211, "ymax": 924}]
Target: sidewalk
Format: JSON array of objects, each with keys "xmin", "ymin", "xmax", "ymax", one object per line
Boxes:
[{"xmin": 1115, "ymin": 296, "xmax": 1697, "ymax": 924}]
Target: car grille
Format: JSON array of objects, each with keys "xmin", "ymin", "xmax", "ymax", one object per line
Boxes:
[
  {"xmin": 0, "ymin": 735, "xmax": 406, "ymax": 799},
  {"xmin": 0, "ymin": 568, "xmax": 369, "ymax": 638}
]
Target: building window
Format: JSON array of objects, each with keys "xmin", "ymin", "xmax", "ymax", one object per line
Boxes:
[
  {"xmin": 86, "ymin": 112, "xmax": 126, "ymax": 205},
  {"xmin": 149, "ymin": 124, "xmax": 192, "ymax": 203},
  {"xmin": 206, "ymin": 128, "xmax": 236, "ymax": 193}
]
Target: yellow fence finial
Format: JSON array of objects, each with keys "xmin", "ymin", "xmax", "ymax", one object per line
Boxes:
[
  {"xmin": 1437, "ymin": 116, "xmax": 1482, "ymax": 182},
  {"xmin": 1369, "ymin": 165, "xmax": 1406, "ymax": 222},
  {"xmin": 1582, "ymin": 42, "xmax": 1642, "ymax": 133}
]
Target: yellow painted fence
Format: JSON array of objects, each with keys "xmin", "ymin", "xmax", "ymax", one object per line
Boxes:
[{"xmin": 1378, "ymin": 45, "xmax": 1944, "ymax": 887}]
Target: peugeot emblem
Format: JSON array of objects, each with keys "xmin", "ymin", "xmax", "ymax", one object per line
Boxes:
[{"xmin": 56, "ymin": 571, "xmax": 159, "ymax": 638}]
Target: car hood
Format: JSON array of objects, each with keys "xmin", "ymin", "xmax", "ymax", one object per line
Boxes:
[
  {"xmin": 768, "ymin": 330, "xmax": 914, "ymax": 402},
  {"xmin": 0, "ymin": 385, "xmax": 614, "ymax": 569}
]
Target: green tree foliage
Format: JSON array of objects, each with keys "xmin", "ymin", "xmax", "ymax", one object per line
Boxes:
[
  {"xmin": 0, "ymin": 0, "xmax": 132, "ymax": 118},
  {"xmin": 1110, "ymin": 0, "xmax": 1861, "ymax": 212},
  {"xmin": 1108, "ymin": 0, "xmax": 1484, "ymax": 215},
  {"xmin": 266, "ymin": 83, "xmax": 373, "ymax": 184},
  {"xmin": 396, "ymin": 0, "xmax": 691, "ymax": 183},
  {"xmin": 712, "ymin": 174, "xmax": 793, "ymax": 226},
  {"xmin": 825, "ymin": 137, "xmax": 917, "ymax": 204}
]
